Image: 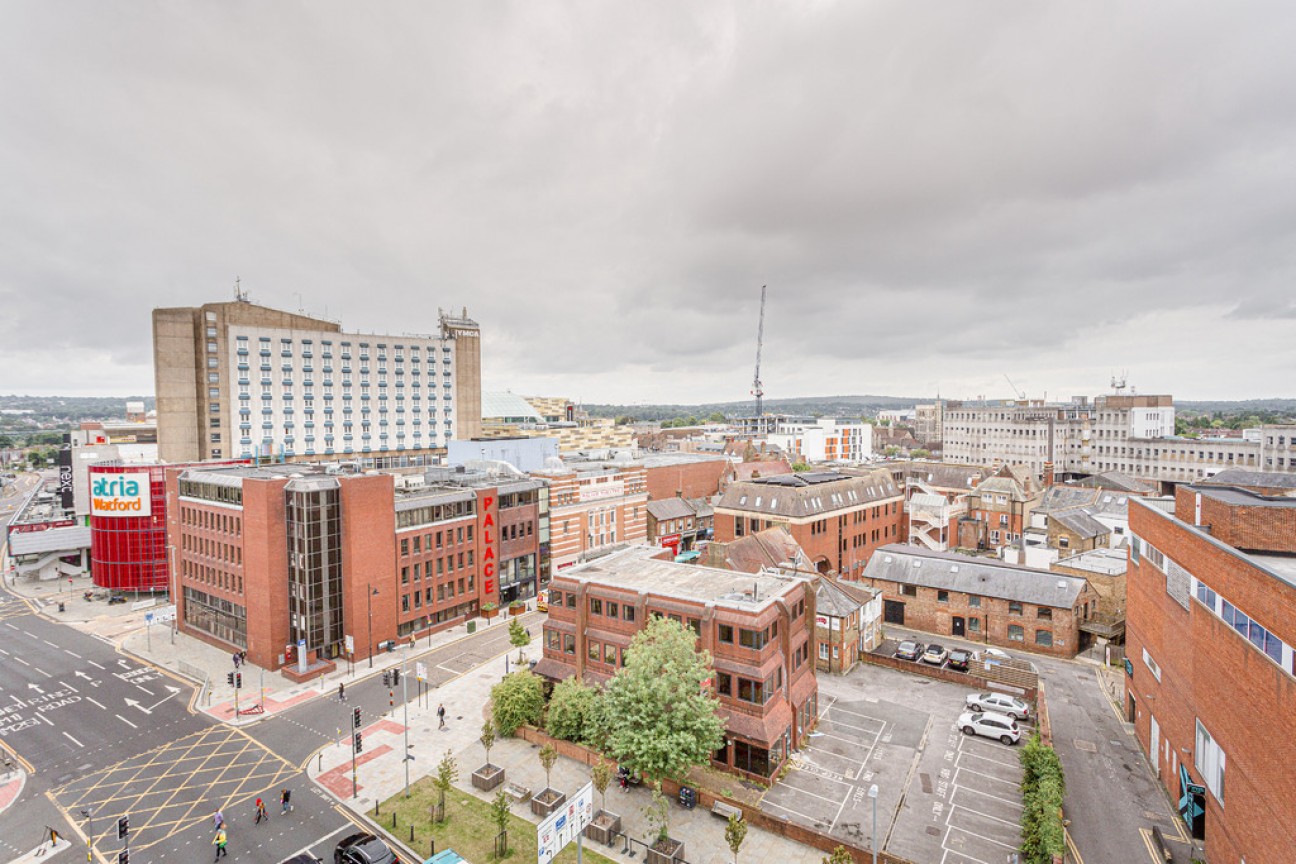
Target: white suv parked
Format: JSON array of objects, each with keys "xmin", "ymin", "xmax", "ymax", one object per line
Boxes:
[{"xmin": 957, "ymin": 711, "xmax": 1021, "ymax": 745}]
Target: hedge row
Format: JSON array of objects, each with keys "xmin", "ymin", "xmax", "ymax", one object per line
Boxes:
[{"xmin": 1019, "ymin": 732, "xmax": 1066, "ymax": 864}]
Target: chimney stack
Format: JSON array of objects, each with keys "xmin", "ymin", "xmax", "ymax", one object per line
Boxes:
[{"xmin": 1043, "ymin": 461, "xmax": 1055, "ymax": 488}]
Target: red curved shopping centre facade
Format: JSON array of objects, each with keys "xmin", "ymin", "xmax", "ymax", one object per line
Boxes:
[{"xmin": 89, "ymin": 464, "xmax": 170, "ymax": 591}]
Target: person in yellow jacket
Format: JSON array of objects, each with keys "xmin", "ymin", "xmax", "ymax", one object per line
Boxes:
[{"xmin": 212, "ymin": 827, "xmax": 228, "ymax": 860}]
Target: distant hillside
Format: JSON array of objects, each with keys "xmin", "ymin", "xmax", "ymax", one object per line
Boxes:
[
  {"xmin": 583, "ymin": 394, "xmax": 927, "ymax": 422},
  {"xmin": 0, "ymin": 395, "xmax": 153, "ymax": 426},
  {"xmin": 1175, "ymin": 398, "xmax": 1296, "ymax": 416}
]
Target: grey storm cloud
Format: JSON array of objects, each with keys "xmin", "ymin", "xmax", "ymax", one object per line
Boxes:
[{"xmin": 0, "ymin": 1, "xmax": 1294, "ymax": 403}]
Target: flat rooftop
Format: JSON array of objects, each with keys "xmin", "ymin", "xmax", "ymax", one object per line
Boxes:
[
  {"xmin": 1251, "ymin": 554, "xmax": 1296, "ymax": 590},
  {"xmin": 1053, "ymin": 547, "xmax": 1128, "ymax": 576},
  {"xmin": 558, "ymin": 546, "xmax": 804, "ymax": 611}
]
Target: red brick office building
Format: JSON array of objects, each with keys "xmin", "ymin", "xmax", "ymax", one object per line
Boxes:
[
  {"xmin": 1126, "ymin": 480, "xmax": 1296, "ymax": 864},
  {"xmin": 168, "ymin": 463, "xmax": 545, "ymax": 675},
  {"xmin": 713, "ymin": 469, "xmax": 904, "ymax": 579},
  {"xmin": 536, "ymin": 546, "xmax": 817, "ymax": 781}
]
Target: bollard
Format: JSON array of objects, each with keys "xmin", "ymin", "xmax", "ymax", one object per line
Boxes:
[
  {"xmin": 391, "ymin": 812, "xmax": 397, "ymax": 829},
  {"xmin": 409, "ymin": 825, "xmax": 414, "ymax": 843},
  {"xmin": 375, "ymin": 800, "xmax": 381, "ymax": 816}
]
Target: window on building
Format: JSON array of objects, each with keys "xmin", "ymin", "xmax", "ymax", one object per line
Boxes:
[
  {"xmin": 623, "ymin": 605, "xmax": 635, "ymax": 622},
  {"xmin": 607, "ymin": 601, "xmax": 618, "ymax": 618},
  {"xmin": 1008, "ymin": 601, "xmax": 1023, "ymax": 615},
  {"xmin": 1008, "ymin": 624, "xmax": 1024, "ymax": 642},
  {"xmin": 588, "ymin": 641, "xmax": 600, "ymax": 662},
  {"xmin": 968, "ymin": 595, "xmax": 981, "ymax": 607},
  {"xmin": 567, "ymin": 592, "xmax": 576, "ymax": 609},
  {"xmin": 1037, "ymin": 607, "xmax": 1052, "ymax": 620},
  {"xmin": 1035, "ymin": 630, "xmax": 1053, "ymax": 647},
  {"xmin": 590, "ymin": 598, "xmax": 602, "ymax": 615},
  {"xmin": 818, "ymin": 642, "xmax": 829, "ymax": 660},
  {"xmin": 716, "ymin": 672, "xmax": 732, "ymax": 696},
  {"xmin": 969, "ymin": 617, "xmax": 980, "ymax": 632},
  {"xmin": 718, "ymin": 624, "xmax": 734, "ymax": 643},
  {"xmin": 1195, "ymin": 720, "xmax": 1225, "ymax": 803},
  {"xmin": 900, "ymin": 585, "xmax": 918, "ymax": 597},
  {"xmin": 937, "ymin": 590, "xmax": 949, "ymax": 603},
  {"xmin": 1142, "ymin": 647, "xmax": 1162, "ymax": 682},
  {"xmin": 739, "ymin": 628, "xmax": 768, "ymax": 649},
  {"xmin": 563, "ymin": 634, "xmax": 576, "ymax": 655}
]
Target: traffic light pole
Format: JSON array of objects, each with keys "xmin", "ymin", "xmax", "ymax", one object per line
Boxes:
[
  {"xmin": 402, "ymin": 644, "xmax": 410, "ymax": 799},
  {"xmin": 350, "ymin": 705, "xmax": 360, "ymax": 799}
]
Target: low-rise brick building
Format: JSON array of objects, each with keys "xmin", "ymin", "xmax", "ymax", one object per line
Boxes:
[
  {"xmin": 533, "ymin": 459, "xmax": 648, "ymax": 574},
  {"xmin": 713, "ymin": 469, "xmax": 904, "ymax": 579},
  {"xmin": 1126, "ymin": 483, "xmax": 1296, "ymax": 864},
  {"xmin": 535, "ymin": 546, "xmax": 818, "ymax": 782},
  {"xmin": 814, "ymin": 576, "xmax": 881, "ymax": 674},
  {"xmin": 862, "ymin": 545, "xmax": 1098, "ymax": 657},
  {"xmin": 168, "ymin": 463, "xmax": 544, "ymax": 676}
]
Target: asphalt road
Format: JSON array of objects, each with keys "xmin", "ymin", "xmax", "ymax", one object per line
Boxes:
[
  {"xmin": 247, "ymin": 611, "xmax": 533, "ymax": 765},
  {"xmin": 0, "ymin": 581, "xmax": 533, "ymax": 864}
]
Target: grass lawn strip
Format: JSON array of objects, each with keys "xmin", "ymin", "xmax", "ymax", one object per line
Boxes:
[{"xmin": 383, "ymin": 776, "xmax": 619, "ymax": 864}]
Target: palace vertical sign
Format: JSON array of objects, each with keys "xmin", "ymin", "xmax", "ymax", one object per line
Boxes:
[{"xmin": 479, "ymin": 490, "xmax": 500, "ymax": 603}]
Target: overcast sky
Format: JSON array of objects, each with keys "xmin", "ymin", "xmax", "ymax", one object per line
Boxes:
[{"xmin": 2, "ymin": 2, "xmax": 1294, "ymax": 406}]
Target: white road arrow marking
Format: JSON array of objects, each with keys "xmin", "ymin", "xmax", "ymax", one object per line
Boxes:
[
  {"xmin": 28, "ymin": 683, "xmax": 43, "ymax": 694},
  {"xmin": 74, "ymin": 670, "xmax": 98, "ymax": 687},
  {"xmin": 144, "ymin": 686, "xmax": 183, "ymax": 713},
  {"xmin": 123, "ymin": 698, "xmax": 151, "ymax": 715}
]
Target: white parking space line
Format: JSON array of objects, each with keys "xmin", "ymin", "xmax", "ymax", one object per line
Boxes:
[
  {"xmin": 950, "ymin": 802, "xmax": 1019, "ymax": 828},
  {"xmin": 951, "ymin": 780, "xmax": 1023, "ymax": 812},
  {"xmin": 940, "ymin": 846, "xmax": 995, "ymax": 864},
  {"xmin": 824, "ymin": 703, "xmax": 887, "ymax": 725},
  {"xmin": 762, "ymin": 796, "xmax": 841, "ymax": 825},
  {"xmin": 957, "ymin": 750, "xmax": 1020, "ymax": 776},
  {"xmin": 958, "ymin": 740, "xmax": 1021, "ymax": 769},
  {"xmin": 775, "ymin": 775, "xmax": 852, "ymax": 805},
  {"xmin": 953, "ymin": 764, "xmax": 1020, "ymax": 790},
  {"xmin": 944, "ymin": 822, "xmax": 1019, "ymax": 850}
]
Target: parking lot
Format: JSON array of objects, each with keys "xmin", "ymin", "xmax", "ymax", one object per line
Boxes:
[{"xmin": 761, "ymin": 662, "xmax": 1027, "ymax": 863}]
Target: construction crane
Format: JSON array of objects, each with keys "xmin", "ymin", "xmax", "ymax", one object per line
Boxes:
[
  {"xmin": 1003, "ymin": 373, "xmax": 1026, "ymax": 400},
  {"xmin": 751, "ymin": 285, "xmax": 767, "ymax": 417}
]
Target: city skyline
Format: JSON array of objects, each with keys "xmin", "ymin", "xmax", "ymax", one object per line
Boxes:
[{"xmin": 2, "ymin": 4, "xmax": 1294, "ymax": 403}]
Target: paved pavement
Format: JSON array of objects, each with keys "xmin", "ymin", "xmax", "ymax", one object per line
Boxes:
[
  {"xmin": 766, "ymin": 663, "xmax": 1027, "ymax": 864},
  {"xmin": 307, "ymin": 648, "xmax": 832, "ymax": 864},
  {"xmin": 883, "ymin": 624, "xmax": 1196, "ymax": 864}
]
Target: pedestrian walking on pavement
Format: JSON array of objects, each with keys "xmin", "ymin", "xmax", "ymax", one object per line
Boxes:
[
  {"xmin": 254, "ymin": 796, "xmax": 268, "ymax": 824},
  {"xmin": 338, "ymin": 682, "xmax": 346, "ymax": 702},
  {"xmin": 232, "ymin": 652, "xmax": 241, "ymax": 669},
  {"xmin": 212, "ymin": 809, "xmax": 224, "ymax": 830},
  {"xmin": 280, "ymin": 788, "xmax": 292, "ymax": 814},
  {"xmin": 437, "ymin": 702, "xmax": 446, "ymax": 730},
  {"xmin": 212, "ymin": 828, "xmax": 228, "ymax": 860}
]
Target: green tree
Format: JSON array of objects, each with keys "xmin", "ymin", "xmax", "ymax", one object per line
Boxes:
[
  {"xmin": 432, "ymin": 749, "xmax": 458, "ymax": 819},
  {"xmin": 545, "ymin": 677, "xmax": 598, "ymax": 743},
  {"xmin": 644, "ymin": 782, "xmax": 670, "ymax": 846},
  {"xmin": 538, "ymin": 743, "xmax": 558, "ymax": 793},
  {"xmin": 591, "ymin": 761, "xmax": 611, "ymax": 814},
  {"xmin": 598, "ymin": 616, "xmax": 725, "ymax": 784},
  {"xmin": 884, "ymin": 446, "xmax": 900, "ymax": 457},
  {"xmin": 822, "ymin": 846, "xmax": 853, "ymax": 864},
  {"xmin": 508, "ymin": 617, "xmax": 530, "ymax": 662},
  {"xmin": 490, "ymin": 789, "xmax": 511, "ymax": 856},
  {"xmin": 479, "ymin": 720, "xmax": 497, "ymax": 770},
  {"xmin": 707, "ymin": 412, "xmax": 726, "ymax": 423},
  {"xmin": 490, "ymin": 670, "xmax": 545, "ymax": 736},
  {"xmin": 791, "ymin": 461, "xmax": 811, "ymax": 472},
  {"xmin": 725, "ymin": 812, "xmax": 748, "ymax": 863}
]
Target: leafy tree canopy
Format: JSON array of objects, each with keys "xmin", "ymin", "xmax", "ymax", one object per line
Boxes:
[
  {"xmin": 597, "ymin": 616, "xmax": 725, "ymax": 783},
  {"xmin": 490, "ymin": 670, "xmax": 545, "ymax": 736}
]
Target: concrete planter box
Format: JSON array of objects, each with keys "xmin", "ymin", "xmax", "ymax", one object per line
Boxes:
[
  {"xmin": 530, "ymin": 788, "xmax": 566, "ymax": 818},
  {"xmin": 509, "ymin": 604, "xmax": 526, "ymax": 617},
  {"xmin": 471, "ymin": 764, "xmax": 505, "ymax": 792},
  {"xmin": 645, "ymin": 838, "xmax": 684, "ymax": 864},
  {"xmin": 584, "ymin": 810, "xmax": 621, "ymax": 845}
]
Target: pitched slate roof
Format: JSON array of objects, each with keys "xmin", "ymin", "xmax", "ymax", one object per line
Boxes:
[
  {"xmin": 1035, "ymin": 487, "xmax": 1101, "ymax": 513},
  {"xmin": 1050, "ymin": 508, "xmax": 1109, "ymax": 539},
  {"xmin": 815, "ymin": 576, "xmax": 874, "ymax": 617},
  {"xmin": 863, "ymin": 544, "xmax": 1087, "ymax": 607},
  {"xmin": 1202, "ymin": 468, "xmax": 1296, "ymax": 491},
  {"xmin": 646, "ymin": 497, "xmax": 696, "ymax": 521},
  {"xmin": 702, "ymin": 526, "xmax": 812, "ymax": 574},
  {"xmin": 717, "ymin": 467, "xmax": 899, "ymax": 519},
  {"xmin": 1072, "ymin": 471, "xmax": 1157, "ymax": 495}
]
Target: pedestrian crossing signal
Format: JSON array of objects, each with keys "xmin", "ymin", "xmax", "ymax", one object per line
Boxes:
[
  {"xmin": 352, "ymin": 707, "xmax": 362, "ymax": 729},
  {"xmin": 117, "ymin": 815, "xmax": 129, "ymax": 840},
  {"xmin": 226, "ymin": 672, "xmax": 235, "ymax": 686},
  {"xmin": 354, "ymin": 732, "xmax": 363, "ymax": 754},
  {"xmin": 118, "ymin": 851, "xmax": 129, "ymax": 864},
  {"xmin": 235, "ymin": 673, "xmax": 242, "ymax": 689},
  {"xmin": 383, "ymin": 671, "xmax": 391, "ymax": 687}
]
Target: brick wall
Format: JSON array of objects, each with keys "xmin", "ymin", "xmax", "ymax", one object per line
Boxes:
[
  {"xmin": 645, "ymin": 459, "xmax": 729, "ymax": 501},
  {"xmin": 1176, "ymin": 485, "xmax": 1296, "ymax": 553},
  {"xmin": 869, "ymin": 578, "xmax": 1087, "ymax": 657},
  {"xmin": 1127, "ymin": 500, "xmax": 1296, "ymax": 864}
]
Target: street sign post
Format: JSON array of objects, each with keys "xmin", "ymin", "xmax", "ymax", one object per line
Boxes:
[{"xmin": 537, "ymin": 781, "xmax": 594, "ymax": 864}]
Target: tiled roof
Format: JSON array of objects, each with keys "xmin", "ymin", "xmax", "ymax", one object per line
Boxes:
[
  {"xmin": 1202, "ymin": 468, "xmax": 1296, "ymax": 491},
  {"xmin": 646, "ymin": 497, "xmax": 695, "ymax": 521},
  {"xmin": 863, "ymin": 545, "xmax": 1087, "ymax": 608},
  {"xmin": 1035, "ymin": 487, "xmax": 1101, "ymax": 513},
  {"xmin": 815, "ymin": 576, "xmax": 874, "ymax": 617},
  {"xmin": 717, "ymin": 467, "xmax": 899, "ymax": 518},
  {"xmin": 1050, "ymin": 508, "xmax": 1109, "ymax": 539}
]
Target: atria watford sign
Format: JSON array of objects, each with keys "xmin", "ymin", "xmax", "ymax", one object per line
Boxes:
[{"xmin": 91, "ymin": 472, "xmax": 152, "ymax": 516}]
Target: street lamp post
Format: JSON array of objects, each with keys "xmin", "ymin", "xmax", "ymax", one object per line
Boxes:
[
  {"xmin": 868, "ymin": 784, "xmax": 879, "ymax": 864},
  {"xmin": 366, "ymin": 587, "xmax": 378, "ymax": 669},
  {"xmin": 402, "ymin": 641, "xmax": 411, "ymax": 798}
]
